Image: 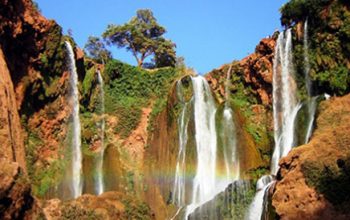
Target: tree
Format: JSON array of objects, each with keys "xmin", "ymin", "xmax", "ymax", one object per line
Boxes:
[
  {"xmin": 84, "ymin": 36, "xmax": 112, "ymax": 64},
  {"xmin": 103, "ymin": 9, "xmax": 176, "ymax": 68}
]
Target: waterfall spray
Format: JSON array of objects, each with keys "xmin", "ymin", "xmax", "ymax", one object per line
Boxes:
[{"xmin": 65, "ymin": 41, "xmax": 83, "ymax": 198}]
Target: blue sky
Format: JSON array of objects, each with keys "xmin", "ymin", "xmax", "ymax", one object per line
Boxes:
[{"xmin": 36, "ymin": 0, "xmax": 288, "ymax": 73}]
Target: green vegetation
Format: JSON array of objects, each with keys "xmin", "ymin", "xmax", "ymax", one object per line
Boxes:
[
  {"xmin": 81, "ymin": 65, "xmax": 104, "ymax": 113},
  {"xmin": 147, "ymin": 97, "xmax": 167, "ymax": 132},
  {"xmin": 246, "ymin": 167, "xmax": 270, "ymax": 185},
  {"xmin": 280, "ymin": 0, "xmax": 332, "ymax": 26},
  {"xmin": 122, "ymin": 198, "xmax": 153, "ymax": 220},
  {"xmin": 103, "ymin": 9, "xmax": 176, "ymax": 68},
  {"xmin": 25, "ymin": 132, "xmax": 66, "ymax": 197},
  {"xmin": 227, "ymin": 66, "xmax": 272, "ymax": 161},
  {"xmin": 281, "ymin": 0, "xmax": 350, "ymax": 96},
  {"xmin": 101, "ymin": 59, "xmax": 179, "ymax": 138},
  {"xmin": 81, "ymin": 112, "xmax": 99, "ymax": 156}
]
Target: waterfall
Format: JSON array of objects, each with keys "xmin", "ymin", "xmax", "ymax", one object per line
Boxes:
[
  {"xmin": 171, "ymin": 75, "xmax": 240, "ymax": 218},
  {"xmin": 95, "ymin": 70, "xmax": 105, "ymax": 195},
  {"xmin": 185, "ymin": 76, "xmax": 218, "ymax": 217},
  {"xmin": 173, "ymin": 80, "xmax": 191, "ymax": 206},
  {"xmin": 222, "ymin": 65, "xmax": 240, "ymax": 181},
  {"xmin": 246, "ymin": 29, "xmax": 301, "ymax": 219},
  {"xmin": 271, "ymin": 29, "xmax": 301, "ymax": 175},
  {"xmin": 65, "ymin": 41, "xmax": 83, "ymax": 198},
  {"xmin": 246, "ymin": 175, "xmax": 274, "ymax": 220},
  {"xmin": 183, "ymin": 75, "xmax": 240, "ymax": 218},
  {"xmin": 183, "ymin": 76, "xmax": 218, "ymax": 218},
  {"xmin": 303, "ymin": 20, "xmax": 317, "ymax": 144}
]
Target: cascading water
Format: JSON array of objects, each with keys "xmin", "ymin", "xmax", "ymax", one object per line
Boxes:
[
  {"xmin": 246, "ymin": 176, "xmax": 274, "ymax": 220},
  {"xmin": 303, "ymin": 20, "xmax": 317, "ymax": 144},
  {"xmin": 183, "ymin": 75, "xmax": 240, "ymax": 219},
  {"xmin": 185, "ymin": 76, "xmax": 218, "ymax": 217},
  {"xmin": 222, "ymin": 66, "xmax": 240, "ymax": 181},
  {"xmin": 173, "ymin": 80, "xmax": 191, "ymax": 206},
  {"xmin": 95, "ymin": 70, "xmax": 106, "ymax": 195},
  {"xmin": 246, "ymin": 29, "xmax": 301, "ymax": 219},
  {"xmin": 271, "ymin": 29, "xmax": 301, "ymax": 175},
  {"xmin": 65, "ymin": 41, "xmax": 83, "ymax": 198}
]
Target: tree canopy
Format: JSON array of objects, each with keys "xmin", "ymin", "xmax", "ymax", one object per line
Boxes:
[
  {"xmin": 84, "ymin": 36, "xmax": 112, "ymax": 64},
  {"xmin": 102, "ymin": 9, "xmax": 176, "ymax": 68}
]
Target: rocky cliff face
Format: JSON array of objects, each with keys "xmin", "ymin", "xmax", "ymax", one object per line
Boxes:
[
  {"xmin": 0, "ymin": 37, "xmax": 37, "ymax": 220},
  {"xmin": 0, "ymin": 0, "xmax": 77, "ymax": 198},
  {"xmin": 1, "ymin": 0, "xmax": 349, "ymax": 219},
  {"xmin": 0, "ymin": 48, "xmax": 26, "ymax": 169},
  {"xmin": 0, "ymin": 159, "xmax": 40, "ymax": 220},
  {"xmin": 206, "ymin": 37, "xmax": 276, "ymax": 106},
  {"xmin": 272, "ymin": 94, "xmax": 350, "ymax": 219},
  {"xmin": 0, "ymin": 0, "xmax": 72, "ymax": 216}
]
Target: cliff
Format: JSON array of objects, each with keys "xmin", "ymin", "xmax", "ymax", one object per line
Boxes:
[
  {"xmin": 0, "ymin": 46, "xmax": 26, "ymax": 170},
  {"xmin": 0, "ymin": 47, "xmax": 37, "ymax": 220},
  {"xmin": 273, "ymin": 94, "xmax": 350, "ymax": 219},
  {"xmin": 0, "ymin": 0, "xmax": 349, "ymax": 219}
]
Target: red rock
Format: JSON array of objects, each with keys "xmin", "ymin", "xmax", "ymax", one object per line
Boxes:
[{"xmin": 0, "ymin": 48, "xmax": 26, "ymax": 170}]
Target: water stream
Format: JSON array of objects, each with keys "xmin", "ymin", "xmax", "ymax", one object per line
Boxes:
[
  {"xmin": 65, "ymin": 41, "xmax": 83, "ymax": 199},
  {"xmin": 95, "ymin": 70, "xmax": 106, "ymax": 195}
]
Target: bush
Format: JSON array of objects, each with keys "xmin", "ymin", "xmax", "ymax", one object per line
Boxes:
[{"xmin": 102, "ymin": 59, "xmax": 178, "ymax": 138}]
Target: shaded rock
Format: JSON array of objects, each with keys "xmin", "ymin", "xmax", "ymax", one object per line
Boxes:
[{"xmin": 0, "ymin": 158, "xmax": 39, "ymax": 219}]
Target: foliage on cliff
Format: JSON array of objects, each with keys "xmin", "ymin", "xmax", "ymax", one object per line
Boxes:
[
  {"xmin": 282, "ymin": 0, "xmax": 350, "ymax": 96},
  {"xmin": 81, "ymin": 59, "xmax": 179, "ymax": 139}
]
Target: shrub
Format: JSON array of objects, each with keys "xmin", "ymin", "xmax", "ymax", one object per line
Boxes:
[{"xmin": 102, "ymin": 59, "xmax": 178, "ymax": 138}]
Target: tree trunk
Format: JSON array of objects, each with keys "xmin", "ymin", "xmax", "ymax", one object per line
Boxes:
[{"xmin": 137, "ymin": 59, "xmax": 143, "ymax": 67}]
